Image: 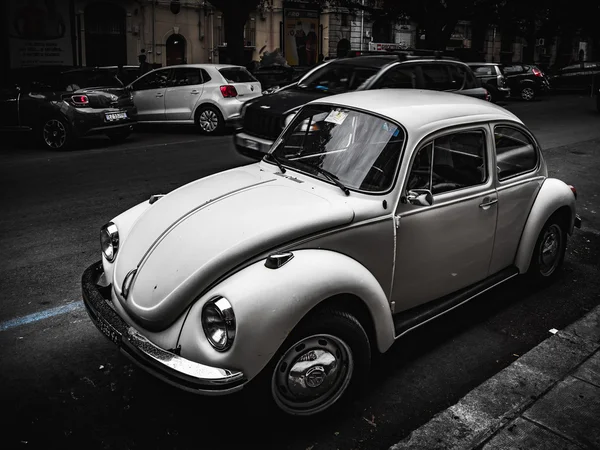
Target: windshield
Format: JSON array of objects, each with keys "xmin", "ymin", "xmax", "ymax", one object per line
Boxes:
[
  {"xmin": 270, "ymin": 105, "xmax": 405, "ymax": 193},
  {"xmin": 296, "ymin": 63, "xmax": 379, "ymax": 94}
]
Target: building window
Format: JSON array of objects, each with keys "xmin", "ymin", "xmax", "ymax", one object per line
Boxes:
[
  {"xmin": 341, "ymin": 13, "xmax": 349, "ymax": 27},
  {"xmin": 218, "ymin": 15, "xmax": 256, "ymax": 47}
]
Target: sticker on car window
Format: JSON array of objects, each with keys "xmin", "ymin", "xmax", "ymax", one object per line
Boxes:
[{"xmin": 325, "ymin": 110, "xmax": 348, "ymax": 125}]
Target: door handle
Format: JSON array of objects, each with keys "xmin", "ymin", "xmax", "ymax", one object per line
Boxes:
[
  {"xmin": 156, "ymin": 93, "xmax": 164, "ymax": 97},
  {"xmin": 479, "ymin": 197, "xmax": 498, "ymax": 209},
  {"xmin": 190, "ymin": 90, "xmax": 200, "ymax": 94}
]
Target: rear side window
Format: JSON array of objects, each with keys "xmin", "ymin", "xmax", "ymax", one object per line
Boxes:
[
  {"xmin": 219, "ymin": 68, "xmax": 257, "ymax": 83},
  {"xmin": 376, "ymin": 64, "xmax": 418, "ymax": 88},
  {"xmin": 448, "ymin": 64, "xmax": 477, "ymax": 90},
  {"xmin": 200, "ymin": 68, "xmax": 212, "ymax": 83},
  {"xmin": 421, "ymin": 64, "xmax": 452, "ymax": 90},
  {"xmin": 494, "ymin": 126, "xmax": 538, "ymax": 180}
]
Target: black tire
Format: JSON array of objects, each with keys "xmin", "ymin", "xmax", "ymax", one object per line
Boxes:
[
  {"xmin": 106, "ymin": 128, "xmax": 131, "ymax": 144},
  {"xmin": 40, "ymin": 116, "xmax": 73, "ymax": 150},
  {"xmin": 527, "ymin": 214, "xmax": 568, "ymax": 283},
  {"xmin": 195, "ymin": 105, "xmax": 224, "ymax": 135},
  {"xmin": 247, "ymin": 309, "xmax": 371, "ymax": 417},
  {"xmin": 520, "ymin": 85, "xmax": 536, "ymax": 101}
]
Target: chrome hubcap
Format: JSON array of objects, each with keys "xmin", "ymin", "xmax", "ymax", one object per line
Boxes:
[
  {"xmin": 272, "ymin": 334, "xmax": 353, "ymax": 415},
  {"xmin": 539, "ymin": 224, "xmax": 562, "ymax": 276},
  {"xmin": 199, "ymin": 109, "xmax": 218, "ymax": 132},
  {"xmin": 521, "ymin": 87, "xmax": 534, "ymax": 101},
  {"xmin": 43, "ymin": 119, "xmax": 66, "ymax": 148}
]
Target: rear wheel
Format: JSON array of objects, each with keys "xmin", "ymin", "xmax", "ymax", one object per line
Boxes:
[
  {"xmin": 196, "ymin": 105, "xmax": 224, "ymax": 135},
  {"xmin": 40, "ymin": 116, "xmax": 72, "ymax": 150},
  {"xmin": 527, "ymin": 214, "xmax": 568, "ymax": 282},
  {"xmin": 520, "ymin": 86, "xmax": 536, "ymax": 101}
]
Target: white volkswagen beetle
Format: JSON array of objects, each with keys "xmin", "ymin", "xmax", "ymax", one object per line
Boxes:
[{"xmin": 82, "ymin": 89, "xmax": 581, "ymax": 416}]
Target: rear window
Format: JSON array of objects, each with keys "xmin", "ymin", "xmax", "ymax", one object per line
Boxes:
[
  {"xmin": 219, "ymin": 68, "xmax": 257, "ymax": 83},
  {"xmin": 472, "ymin": 66, "xmax": 494, "ymax": 76}
]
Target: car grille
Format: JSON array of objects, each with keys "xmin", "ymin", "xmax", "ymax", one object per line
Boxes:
[{"xmin": 243, "ymin": 108, "xmax": 282, "ymax": 140}]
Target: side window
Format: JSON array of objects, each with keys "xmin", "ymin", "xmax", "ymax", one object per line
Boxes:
[
  {"xmin": 169, "ymin": 68, "xmax": 202, "ymax": 87},
  {"xmin": 200, "ymin": 68, "xmax": 212, "ymax": 83},
  {"xmin": 376, "ymin": 65, "xmax": 418, "ymax": 88},
  {"xmin": 473, "ymin": 66, "xmax": 494, "ymax": 75},
  {"xmin": 406, "ymin": 130, "xmax": 487, "ymax": 195},
  {"xmin": 133, "ymin": 70, "xmax": 169, "ymax": 90},
  {"xmin": 421, "ymin": 64, "xmax": 453, "ymax": 90},
  {"xmin": 494, "ymin": 126, "xmax": 538, "ymax": 180},
  {"xmin": 447, "ymin": 64, "xmax": 471, "ymax": 90}
]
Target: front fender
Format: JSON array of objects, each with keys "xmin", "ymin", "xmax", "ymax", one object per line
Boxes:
[
  {"xmin": 515, "ymin": 178, "xmax": 576, "ymax": 273},
  {"xmin": 177, "ymin": 249, "xmax": 395, "ymax": 381}
]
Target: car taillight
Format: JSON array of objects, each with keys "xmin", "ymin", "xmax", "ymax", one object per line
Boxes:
[
  {"xmin": 220, "ymin": 85, "xmax": 238, "ymax": 98},
  {"xmin": 568, "ymin": 184, "xmax": 577, "ymax": 199},
  {"xmin": 532, "ymin": 68, "xmax": 543, "ymax": 77},
  {"xmin": 71, "ymin": 94, "xmax": 89, "ymax": 106},
  {"xmin": 484, "ymin": 89, "xmax": 492, "ymax": 102}
]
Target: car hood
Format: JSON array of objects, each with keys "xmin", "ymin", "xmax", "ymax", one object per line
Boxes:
[
  {"xmin": 113, "ymin": 165, "xmax": 355, "ymax": 331},
  {"xmin": 247, "ymin": 86, "xmax": 329, "ymax": 115}
]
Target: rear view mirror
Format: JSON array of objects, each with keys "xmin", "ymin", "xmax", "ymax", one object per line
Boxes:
[{"xmin": 406, "ymin": 189, "xmax": 433, "ymax": 206}]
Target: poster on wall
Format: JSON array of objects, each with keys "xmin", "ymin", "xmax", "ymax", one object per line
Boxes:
[
  {"xmin": 8, "ymin": 0, "xmax": 73, "ymax": 68},
  {"xmin": 283, "ymin": 2, "xmax": 320, "ymax": 66}
]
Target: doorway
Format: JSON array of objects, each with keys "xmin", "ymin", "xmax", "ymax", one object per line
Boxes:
[
  {"xmin": 166, "ymin": 34, "xmax": 186, "ymax": 66},
  {"xmin": 85, "ymin": 2, "xmax": 126, "ymax": 66}
]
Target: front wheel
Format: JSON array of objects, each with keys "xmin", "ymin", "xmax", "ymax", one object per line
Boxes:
[
  {"xmin": 196, "ymin": 105, "xmax": 224, "ymax": 135},
  {"xmin": 520, "ymin": 86, "xmax": 536, "ymax": 101},
  {"xmin": 262, "ymin": 310, "xmax": 371, "ymax": 416},
  {"xmin": 527, "ymin": 215, "xmax": 568, "ymax": 282}
]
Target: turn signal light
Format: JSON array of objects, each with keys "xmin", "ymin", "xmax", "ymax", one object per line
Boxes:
[
  {"xmin": 532, "ymin": 68, "xmax": 543, "ymax": 77},
  {"xmin": 220, "ymin": 85, "xmax": 238, "ymax": 98},
  {"xmin": 71, "ymin": 94, "xmax": 89, "ymax": 106},
  {"xmin": 568, "ymin": 184, "xmax": 577, "ymax": 199}
]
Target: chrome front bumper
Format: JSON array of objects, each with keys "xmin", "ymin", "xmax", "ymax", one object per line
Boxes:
[{"xmin": 81, "ymin": 261, "xmax": 246, "ymax": 395}]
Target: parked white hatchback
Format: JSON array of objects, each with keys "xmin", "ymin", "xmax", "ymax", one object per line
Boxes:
[
  {"xmin": 127, "ymin": 64, "xmax": 261, "ymax": 134},
  {"xmin": 82, "ymin": 89, "xmax": 581, "ymax": 417}
]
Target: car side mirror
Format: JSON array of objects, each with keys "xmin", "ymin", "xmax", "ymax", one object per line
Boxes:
[{"xmin": 406, "ymin": 189, "xmax": 433, "ymax": 206}]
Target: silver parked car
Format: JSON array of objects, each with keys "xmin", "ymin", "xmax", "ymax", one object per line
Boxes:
[
  {"xmin": 127, "ymin": 64, "xmax": 262, "ymax": 134},
  {"xmin": 82, "ymin": 90, "xmax": 581, "ymax": 417}
]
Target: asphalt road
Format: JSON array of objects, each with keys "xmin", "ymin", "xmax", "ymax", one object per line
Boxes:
[{"xmin": 1, "ymin": 93, "xmax": 599, "ymax": 450}]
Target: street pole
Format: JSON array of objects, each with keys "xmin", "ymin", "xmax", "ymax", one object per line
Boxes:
[{"xmin": 360, "ymin": 0, "xmax": 365, "ymax": 51}]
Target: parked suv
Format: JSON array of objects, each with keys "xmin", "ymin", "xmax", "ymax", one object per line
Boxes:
[
  {"xmin": 234, "ymin": 53, "xmax": 489, "ymax": 158},
  {"xmin": 502, "ymin": 63, "xmax": 551, "ymax": 101},
  {"xmin": 467, "ymin": 62, "xmax": 510, "ymax": 102},
  {"xmin": 0, "ymin": 66, "xmax": 136, "ymax": 150}
]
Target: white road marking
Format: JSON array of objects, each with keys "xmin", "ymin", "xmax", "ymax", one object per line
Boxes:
[{"xmin": 0, "ymin": 301, "xmax": 84, "ymax": 332}]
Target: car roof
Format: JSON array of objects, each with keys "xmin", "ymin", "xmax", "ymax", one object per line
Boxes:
[
  {"xmin": 309, "ymin": 89, "xmax": 521, "ymax": 136},
  {"xmin": 166, "ymin": 64, "xmax": 247, "ymax": 70},
  {"xmin": 466, "ymin": 62, "xmax": 501, "ymax": 66}
]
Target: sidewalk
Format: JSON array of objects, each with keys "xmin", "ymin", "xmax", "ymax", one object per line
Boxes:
[{"xmin": 389, "ymin": 304, "xmax": 600, "ymax": 450}]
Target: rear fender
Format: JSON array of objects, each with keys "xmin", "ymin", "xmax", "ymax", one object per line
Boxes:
[
  {"xmin": 514, "ymin": 178, "xmax": 576, "ymax": 273},
  {"xmin": 177, "ymin": 249, "xmax": 395, "ymax": 381}
]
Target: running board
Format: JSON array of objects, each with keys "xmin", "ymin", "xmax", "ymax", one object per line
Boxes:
[{"xmin": 393, "ymin": 266, "xmax": 519, "ymax": 339}]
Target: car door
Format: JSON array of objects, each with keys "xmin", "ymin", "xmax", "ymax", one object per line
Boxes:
[
  {"xmin": 130, "ymin": 68, "xmax": 170, "ymax": 121},
  {"xmin": 392, "ymin": 127, "xmax": 497, "ymax": 312},
  {"xmin": 217, "ymin": 67, "xmax": 262, "ymax": 101},
  {"xmin": 488, "ymin": 124, "xmax": 544, "ymax": 274},
  {"xmin": 164, "ymin": 67, "xmax": 205, "ymax": 121}
]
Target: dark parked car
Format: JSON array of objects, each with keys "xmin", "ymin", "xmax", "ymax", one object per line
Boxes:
[
  {"xmin": 467, "ymin": 62, "xmax": 511, "ymax": 102},
  {"xmin": 0, "ymin": 66, "xmax": 136, "ymax": 150},
  {"xmin": 549, "ymin": 62, "xmax": 600, "ymax": 94},
  {"xmin": 234, "ymin": 54, "xmax": 490, "ymax": 158},
  {"xmin": 502, "ymin": 63, "xmax": 551, "ymax": 101}
]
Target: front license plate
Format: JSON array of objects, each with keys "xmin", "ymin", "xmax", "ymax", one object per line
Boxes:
[
  {"xmin": 106, "ymin": 112, "xmax": 127, "ymax": 122},
  {"xmin": 245, "ymin": 139, "xmax": 259, "ymax": 151}
]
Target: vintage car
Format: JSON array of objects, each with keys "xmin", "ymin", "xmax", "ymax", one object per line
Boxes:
[{"xmin": 82, "ymin": 89, "xmax": 581, "ymax": 416}]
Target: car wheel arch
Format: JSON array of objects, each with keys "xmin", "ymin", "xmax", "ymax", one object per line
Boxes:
[
  {"xmin": 514, "ymin": 179, "xmax": 576, "ymax": 274},
  {"xmin": 193, "ymin": 101, "xmax": 225, "ymax": 123}
]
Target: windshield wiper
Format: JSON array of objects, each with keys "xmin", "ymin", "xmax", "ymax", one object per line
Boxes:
[
  {"xmin": 263, "ymin": 152, "xmax": 286, "ymax": 173},
  {"xmin": 291, "ymin": 159, "xmax": 350, "ymax": 196}
]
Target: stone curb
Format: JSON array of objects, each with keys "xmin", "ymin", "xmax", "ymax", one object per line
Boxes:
[{"xmin": 388, "ymin": 304, "xmax": 600, "ymax": 450}]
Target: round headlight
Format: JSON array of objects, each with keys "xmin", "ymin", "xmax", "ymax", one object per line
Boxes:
[
  {"xmin": 202, "ymin": 297, "xmax": 236, "ymax": 351},
  {"xmin": 100, "ymin": 222, "xmax": 119, "ymax": 262}
]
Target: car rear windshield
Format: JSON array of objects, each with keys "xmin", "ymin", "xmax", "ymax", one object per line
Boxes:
[
  {"xmin": 296, "ymin": 63, "xmax": 380, "ymax": 94},
  {"xmin": 219, "ymin": 68, "xmax": 257, "ymax": 83}
]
